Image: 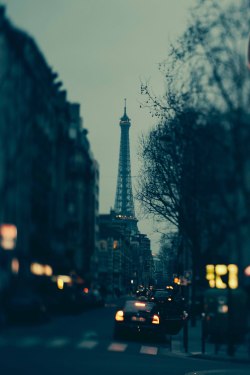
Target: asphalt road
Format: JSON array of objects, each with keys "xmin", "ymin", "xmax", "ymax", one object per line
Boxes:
[{"xmin": 0, "ymin": 302, "xmax": 249, "ymax": 375}]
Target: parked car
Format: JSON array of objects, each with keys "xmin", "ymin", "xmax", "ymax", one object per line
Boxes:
[
  {"xmin": 113, "ymin": 298, "xmax": 164, "ymax": 341},
  {"xmin": 81, "ymin": 288, "xmax": 105, "ymax": 309},
  {"xmin": 6, "ymin": 288, "xmax": 49, "ymax": 324},
  {"xmin": 149, "ymin": 289, "xmax": 175, "ymax": 303},
  {"xmin": 58, "ymin": 287, "xmax": 84, "ymax": 314},
  {"xmin": 149, "ymin": 289, "xmax": 188, "ymax": 334},
  {"xmin": 135, "ymin": 285, "xmax": 147, "ymax": 298}
]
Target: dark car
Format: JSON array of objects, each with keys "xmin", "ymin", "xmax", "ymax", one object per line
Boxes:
[
  {"xmin": 81, "ymin": 288, "xmax": 105, "ymax": 309},
  {"xmin": 113, "ymin": 298, "xmax": 164, "ymax": 340},
  {"xmin": 150, "ymin": 289, "xmax": 188, "ymax": 335},
  {"xmin": 6, "ymin": 288, "xmax": 49, "ymax": 324},
  {"xmin": 150, "ymin": 289, "xmax": 174, "ymax": 303},
  {"xmin": 135, "ymin": 285, "xmax": 147, "ymax": 298}
]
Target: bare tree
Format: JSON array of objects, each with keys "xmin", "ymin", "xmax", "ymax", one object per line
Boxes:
[{"xmin": 137, "ymin": 0, "xmax": 250, "ymax": 322}]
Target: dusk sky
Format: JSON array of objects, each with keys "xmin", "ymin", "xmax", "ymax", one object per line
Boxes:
[{"xmin": 3, "ymin": 0, "xmax": 195, "ymax": 253}]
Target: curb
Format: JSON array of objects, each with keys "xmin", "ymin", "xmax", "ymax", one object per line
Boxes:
[{"xmin": 190, "ymin": 352, "xmax": 250, "ymax": 364}]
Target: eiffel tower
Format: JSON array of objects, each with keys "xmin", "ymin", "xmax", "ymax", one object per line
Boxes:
[{"xmin": 114, "ymin": 100, "xmax": 138, "ymax": 232}]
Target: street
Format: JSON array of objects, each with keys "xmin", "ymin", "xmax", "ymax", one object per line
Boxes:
[
  {"xmin": 0, "ymin": 3, "xmax": 250, "ymax": 375},
  {"xmin": 0, "ymin": 302, "xmax": 249, "ymax": 375}
]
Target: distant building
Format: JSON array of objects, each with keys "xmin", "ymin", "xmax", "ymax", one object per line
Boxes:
[
  {"xmin": 98, "ymin": 211, "xmax": 133, "ymax": 295},
  {"xmin": 131, "ymin": 233, "xmax": 154, "ymax": 287},
  {"xmin": 153, "ymin": 256, "xmax": 165, "ymax": 288}
]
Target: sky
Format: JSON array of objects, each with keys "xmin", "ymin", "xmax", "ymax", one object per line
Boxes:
[{"xmin": 3, "ymin": 0, "xmax": 195, "ymax": 253}]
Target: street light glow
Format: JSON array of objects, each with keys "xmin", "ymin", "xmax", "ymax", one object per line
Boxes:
[
  {"xmin": 0, "ymin": 224, "xmax": 17, "ymax": 250},
  {"xmin": 30, "ymin": 263, "xmax": 53, "ymax": 276},
  {"xmin": 11, "ymin": 258, "xmax": 19, "ymax": 274}
]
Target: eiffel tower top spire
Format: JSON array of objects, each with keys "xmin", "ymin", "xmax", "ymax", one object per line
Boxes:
[
  {"xmin": 120, "ymin": 98, "xmax": 130, "ymax": 123},
  {"xmin": 114, "ymin": 100, "xmax": 135, "ymax": 219}
]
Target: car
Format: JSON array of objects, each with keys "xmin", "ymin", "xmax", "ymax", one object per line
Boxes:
[
  {"xmin": 5, "ymin": 288, "xmax": 49, "ymax": 324},
  {"xmin": 149, "ymin": 289, "xmax": 188, "ymax": 335},
  {"xmin": 149, "ymin": 289, "xmax": 173, "ymax": 303},
  {"xmin": 135, "ymin": 285, "xmax": 147, "ymax": 298},
  {"xmin": 113, "ymin": 298, "xmax": 164, "ymax": 341},
  {"xmin": 81, "ymin": 288, "xmax": 105, "ymax": 309}
]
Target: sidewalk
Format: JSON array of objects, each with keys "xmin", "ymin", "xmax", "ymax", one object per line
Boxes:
[{"xmin": 171, "ymin": 318, "xmax": 250, "ymax": 364}]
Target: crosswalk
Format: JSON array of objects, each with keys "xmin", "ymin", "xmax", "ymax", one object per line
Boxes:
[{"xmin": 0, "ymin": 335, "xmax": 187, "ymax": 357}]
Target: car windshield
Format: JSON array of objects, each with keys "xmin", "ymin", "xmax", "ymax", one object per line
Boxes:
[
  {"xmin": 154, "ymin": 291, "xmax": 172, "ymax": 299},
  {"xmin": 124, "ymin": 300, "xmax": 155, "ymax": 313}
]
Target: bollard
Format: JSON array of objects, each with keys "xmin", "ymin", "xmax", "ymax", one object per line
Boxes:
[
  {"xmin": 169, "ymin": 335, "xmax": 172, "ymax": 351},
  {"xmin": 201, "ymin": 312, "xmax": 206, "ymax": 354},
  {"xmin": 183, "ymin": 318, "xmax": 188, "ymax": 353},
  {"xmin": 227, "ymin": 287, "xmax": 235, "ymax": 357},
  {"xmin": 214, "ymin": 337, "xmax": 220, "ymax": 355}
]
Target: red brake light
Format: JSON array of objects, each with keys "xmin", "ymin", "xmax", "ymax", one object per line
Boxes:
[
  {"xmin": 115, "ymin": 310, "xmax": 124, "ymax": 321},
  {"xmin": 152, "ymin": 314, "xmax": 160, "ymax": 324}
]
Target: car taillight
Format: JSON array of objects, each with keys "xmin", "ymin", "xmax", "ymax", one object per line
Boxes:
[
  {"xmin": 115, "ymin": 310, "xmax": 124, "ymax": 321},
  {"xmin": 152, "ymin": 314, "xmax": 160, "ymax": 324}
]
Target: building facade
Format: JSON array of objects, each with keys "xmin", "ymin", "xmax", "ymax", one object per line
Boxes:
[{"xmin": 0, "ymin": 7, "xmax": 98, "ymax": 296}]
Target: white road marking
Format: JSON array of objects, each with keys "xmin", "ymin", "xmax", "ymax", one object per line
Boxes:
[
  {"xmin": 108, "ymin": 342, "xmax": 127, "ymax": 352},
  {"xmin": 140, "ymin": 345, "xmax": 158, "ymax": 355},
  {"xmin": 190, "ymin": 351, "xmax": 202, "ymax": 355},
  {"xmin": 46, "ymin": 338, "xmax": 70, "ymax": 348},
  {"xmin": 77, "ymin": 340, "xmax": 98, "ymax": 349}
]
